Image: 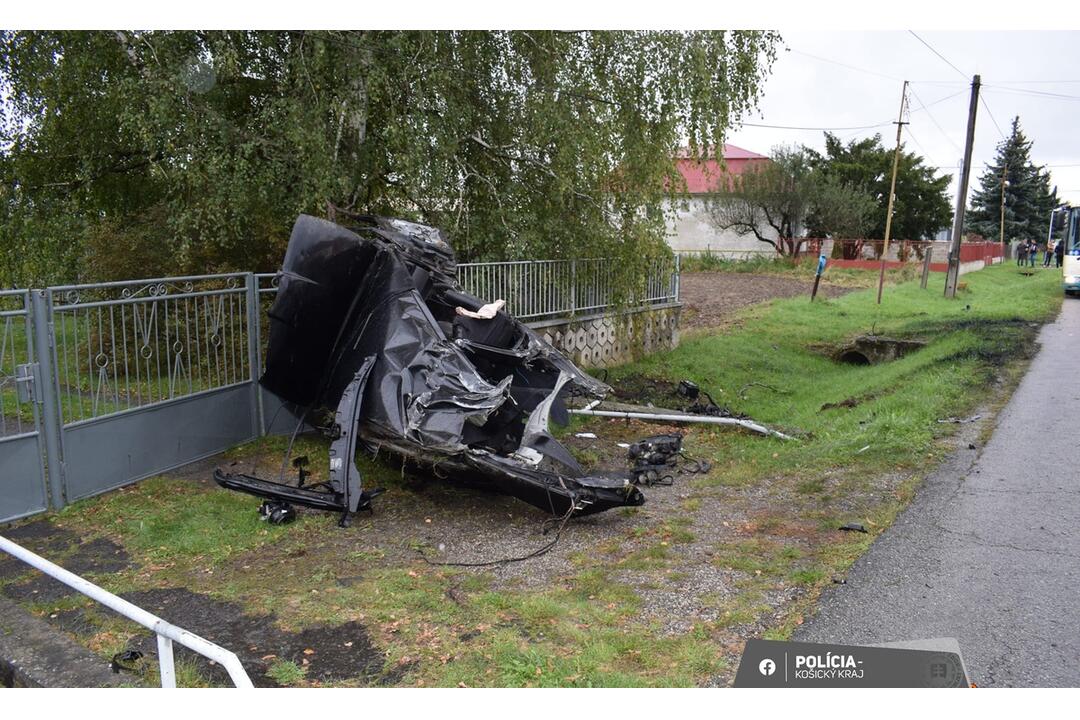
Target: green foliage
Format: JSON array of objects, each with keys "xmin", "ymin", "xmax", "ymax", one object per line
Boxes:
[
  {"xmin": 0, "ymin": 30, "xmax": 780, "ymax": 287},
  {"xmin": 806, "ymin": 173, "xmax": 879, "ymax": 240},
  {"xmin": 808, "ymin": 132, "xmax": 952, "ymax": 242},
  {"xmin": 706, "ymin": 144, "xmax": 877, "ymax": 256},
  {"xmin": 967, "ymin": 116, "xmax": 1058, "ymax": 244}
]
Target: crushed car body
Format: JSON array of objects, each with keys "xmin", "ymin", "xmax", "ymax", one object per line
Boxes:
[{"xmin": 214, "ymin": 213, "xmax": 644, "ymax": 524}]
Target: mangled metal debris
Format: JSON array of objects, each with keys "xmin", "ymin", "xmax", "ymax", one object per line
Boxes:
[
  {"xmin": 567, "ymin": 379, "xmax": 793, "ymax": 439},
  {"xmin": 567, "ymin": 403, "xmax": 795, "ymax": 440},
  {"xmin": 215, "ymin": 213, "xmax": 644, "ymax": 524},
  {"xmin": 626, "ymin": 432, "xmax": 711, "ymax": 486}
]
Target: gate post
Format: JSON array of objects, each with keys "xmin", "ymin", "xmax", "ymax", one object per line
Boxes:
[
  {"xmin": 245, "ymin": 273, "xmax": 264, "ymax": 437},
  {"xmin": 31, "ymin": 290, "xmax": 66, "ymax": 510}
]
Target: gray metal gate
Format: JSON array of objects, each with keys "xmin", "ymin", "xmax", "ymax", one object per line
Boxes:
[
  {"xmin": 0, "ymin": 290, "xmax": 49, "ymax": 522},
  {"xmin": 42, "ymin": 274, "xmax": 262, "ymax": 506}
]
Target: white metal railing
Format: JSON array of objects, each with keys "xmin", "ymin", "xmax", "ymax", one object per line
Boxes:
[
  {"xmin": 0, "ymin": 534, "xmax": 253, "ymax": 687},
  {"xmin": 456, "ymin": 256, "xmax": 680, "ymax": 321}
]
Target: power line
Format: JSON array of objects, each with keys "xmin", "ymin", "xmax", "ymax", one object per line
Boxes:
[
  {"xmin": 740, "ymin": 120, "xmax": 893, "ymax": 131},
  {"xmin": 743, "ymin": 87, "xmax": 965, "ymax": 138},
  {"xmin": 787, "ymin": 48, "xmax": 903, "ymax": 81},
  {"xmin": 907, "ymin": 31, "xmax": 969, "ymax": 80},
  {"xmin": 903, "ymin": 127, "xmax": 936, "ymax": 164},
  {"xmin": 909, "ymin": 87, "xmax": 964, "ymax": 154},
  {"xmin": 979, "ymin": 95, "xmax": 1007, "ymax": 140},
  {"xmin": 984, "ymin": 85, "xmax": 1080, "ymax": 101}
]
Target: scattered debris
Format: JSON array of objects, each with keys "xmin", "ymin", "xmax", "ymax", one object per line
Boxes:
[
  {"xmin": 737, "ymin": 381, "xmax": 787, "ymax": 400},
  {"xmin": 677, "ymin": 379, "xmax": 746, "ymax": 418},
  {"xmin": 215, "ymin": 213, "xmax": 644, "ymax": 522},
  {"xmin": 831, "ymin": 576, "xmax": 847, "ymax": 585},
  {"xmin": 626, "ymin": 433, "xmax": 711, "ymax": 486},
  {"xmin": 110, "ymin": 649, "xmax": 145, "ymax": 675},
  {"xmin": 937, "ymin": 414, "xmax": 982, "ymax": 424},
  {"xmin": 856, "ymin": 445, "xmax": 871, "ymax": 454},
  {"xmin": 574, "ymin": 432, "xmax": 598, "ymax": 440},
  {"xmin": 838, "ymin": 523, "xmax": 869, "ymax": 534},
  {"xmin": 259, "ymin": 500, "xmax": 297, "ymax": 525}
]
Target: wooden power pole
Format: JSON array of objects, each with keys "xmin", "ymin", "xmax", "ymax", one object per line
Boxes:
[
  {"xmin": 877, "ymin": 80, "xmax": 909, "ymax": 305},
  {"xmin": 945, "ymin": 74, "xmax": 981, "ymax": 298}
]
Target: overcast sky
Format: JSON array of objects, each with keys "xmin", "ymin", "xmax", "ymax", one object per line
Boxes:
[{"xmin": 727, "ymin": 30, "xmax": 1080, "ymax": 213}]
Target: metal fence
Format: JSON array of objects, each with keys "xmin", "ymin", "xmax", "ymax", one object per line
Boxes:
[
  {"xmin": 457, "ymin": 256, "xmax": 680, "ymax": 321},
  {"xmin": 1, "ymin": 256, "xmax": 681, "ymax": 523}
]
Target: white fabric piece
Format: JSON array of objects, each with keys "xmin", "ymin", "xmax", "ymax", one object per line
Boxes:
[{"xmin": 455, "ymin": 299, "xmax": 506, "ymax": 320}]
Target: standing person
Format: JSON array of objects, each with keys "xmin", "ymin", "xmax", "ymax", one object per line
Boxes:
[
  {"xmin": 1045, "ymin": 241, "xmax": 1055, "ymax": 267},
  {"xmin": 1029, "ymin": 240, "xmax": 1038, "ymax": 267},
  {"xmin": 1057, "ymin": 238, "xmax": 1066, "ymax": 268},
  {"xmin": 1017, "ymin": 239, "xmax": 1028, "ymax": 266}
]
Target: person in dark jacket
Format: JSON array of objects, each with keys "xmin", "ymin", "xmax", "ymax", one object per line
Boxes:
[
  {"xmin": 1017, "ymin": 240, "xmax": 1028, "ymax": 266},
  {"xmin": 1056, "ymin": 238, "xmax": 1066, "ymax": 268}
]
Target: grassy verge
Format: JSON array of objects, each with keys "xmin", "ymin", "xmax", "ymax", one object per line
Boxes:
[
  {"xmin": 1, "ymin": 263, "xmax": 1062, "ymax": 687},
  {"xmin": 679, "ymin": 252, "xmax": 920, "ymax": 288}
]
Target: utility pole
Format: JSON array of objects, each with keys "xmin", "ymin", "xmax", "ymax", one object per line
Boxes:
[
  {"xmin": 945, "ymin": 74, "xmax": 980, "ymax": 298},
  {"xmin": 999, "ymin": 163, "xmax": 1007, "ymax": 261},
  {"xmin": 877, "ymin": 80, "xmax": 909, "ymax": 305}
]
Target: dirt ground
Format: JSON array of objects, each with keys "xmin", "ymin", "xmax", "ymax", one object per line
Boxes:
[{"xmin": 679, "ymin": 272, "xmax": 852, "ymax": 331}]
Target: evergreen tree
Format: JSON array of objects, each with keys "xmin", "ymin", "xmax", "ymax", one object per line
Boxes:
[
  {"xmin": 968, "ymin": 117, "xmax": 1058, "ymax": 243},
  {"xmin": 808, "ymin": 132, "xmax": 952, "ymax": 242}
]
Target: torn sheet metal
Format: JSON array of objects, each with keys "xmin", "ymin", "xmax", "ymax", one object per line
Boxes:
[{"xmin": 215, "ymin": 214, "xmax": 644, "ymax": 519}]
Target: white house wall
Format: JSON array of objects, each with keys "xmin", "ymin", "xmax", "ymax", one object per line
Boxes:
[{"xmin": 665, "ymin": 197, "xmax": 779, "ymax": 256}]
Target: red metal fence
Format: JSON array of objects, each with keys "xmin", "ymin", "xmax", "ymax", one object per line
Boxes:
[{"xmin": 795, "ymin": 239, "xmax": 1004, "ymax": 272}]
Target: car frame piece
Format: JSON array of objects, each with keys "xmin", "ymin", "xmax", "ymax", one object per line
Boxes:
[{"xmin": 215, "ymin": 213, "xmax": 644, "ymax": 524}]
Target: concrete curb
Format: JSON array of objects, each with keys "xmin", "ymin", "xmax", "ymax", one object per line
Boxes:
[{"xmin": 0, "ymin": 595, "xmax": 132, "ymax": 687}]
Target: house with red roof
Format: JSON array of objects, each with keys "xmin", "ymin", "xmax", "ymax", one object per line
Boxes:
[{"xmin": 667, "ymin": 144, "xmax": 777, "ymax": 255}]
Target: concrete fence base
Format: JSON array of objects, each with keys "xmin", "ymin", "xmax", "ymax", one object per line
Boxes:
[{"xmin": 530, "ymin": 302, "xmax": 682, "ymax": 368}]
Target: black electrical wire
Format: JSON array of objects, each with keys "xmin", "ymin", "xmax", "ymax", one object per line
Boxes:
[{"xmin": 415, "ymin": 503, "xmax": 576, "ymax": 568}]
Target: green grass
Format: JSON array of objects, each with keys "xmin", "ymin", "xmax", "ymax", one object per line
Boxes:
[
  {"xmin": 267, "ymin": 660, "xmax": 308, "ymax": 685},
  {"xmin": 10, "ymin": 262, "xmax": 1063, "ymax": 688},
  {"xmin": 618, "ymin": 263, "xmax": 1061, "ymax": 485}
]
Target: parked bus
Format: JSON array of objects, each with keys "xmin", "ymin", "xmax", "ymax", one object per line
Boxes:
[{"xmin": 1063, "ymin": 207, "xmax": 1080, "ymax": 295}]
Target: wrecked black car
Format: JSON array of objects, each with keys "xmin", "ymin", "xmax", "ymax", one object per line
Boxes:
[{"xmin": 215, "ymin": 214, "xmax": 644, "ymax": 524}]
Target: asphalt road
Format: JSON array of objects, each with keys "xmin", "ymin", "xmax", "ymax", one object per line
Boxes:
[{"xmin": 796, "ymin": 298, "xmax": 1080, "ymax": 687}]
